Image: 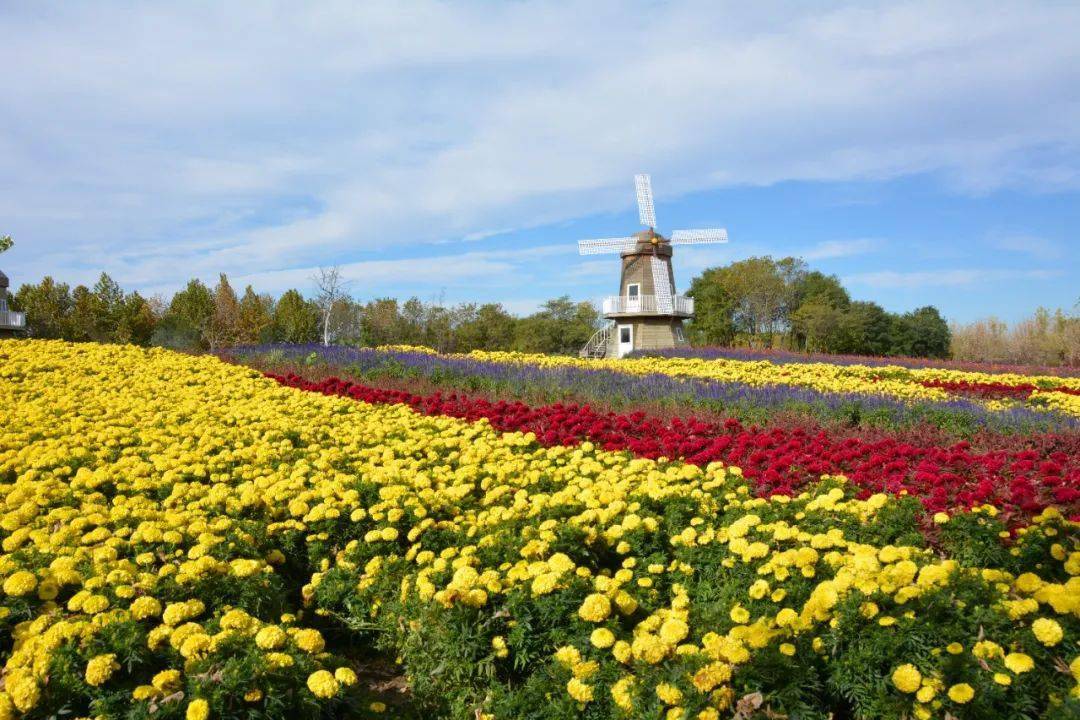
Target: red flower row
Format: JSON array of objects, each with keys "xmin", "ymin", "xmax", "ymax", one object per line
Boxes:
[
  {"xmin": 917, "ymin": 378, "xmax": 1080, "ymax": 400},
  {"xmin": 268, "ymin": 372, "xmax": 1080, "ymax": 522}
]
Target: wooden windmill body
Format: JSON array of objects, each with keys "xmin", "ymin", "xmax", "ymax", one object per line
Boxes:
[{"xmin": 578, "ymin": 175, "xmax": 728, "ymax": 358}]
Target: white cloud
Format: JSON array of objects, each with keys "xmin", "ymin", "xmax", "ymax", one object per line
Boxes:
[
  {"xmin": 991, "ymin": 235, "xmax": 1065, "ymax": 260},
  {"xmin": 802, "ymin": 238, "xmax": 882, "ymax": 260},
  {"xmin": 844, "ymin": 268, "xmax": 1060, "ymax": 289},
  {"xmin": 2, "ymin": 1, "xmax": 1080, "ymax": 295}
]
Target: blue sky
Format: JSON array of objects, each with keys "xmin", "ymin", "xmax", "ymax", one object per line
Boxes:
[{"xmin": 1, "ymin": 1, "xmax": 1077, "ymax": 322}]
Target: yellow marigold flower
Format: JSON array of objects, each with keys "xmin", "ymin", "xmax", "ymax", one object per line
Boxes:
[
  {"xmin": 369, "ymin": 701, "xmax": 387, "ymax": 712},
  {"xmin": 946, "ymin": 642, "xmax": 963, "ymax": 655},
  {"xmin": 655, "ymin": 682, "xmax": 683, "ymax": 705},
  {"xmin": 947, "ymin": 683, "xmax": 974, "ymax": 704},
  {"xmin": 531, "ymin": 573, "xmax": 558, "ymax": 596},
  {"xmin": 130, "ymin": 596, "xmax": 163, "ymax": 621},
  {"xmin": 973, "ymin": 640, "xmax": 1003, "ymax": 660},
  {"xmin": 659, "ymin": 618, "xmax": 689, "ymax": 645},
  {"xmin": 632, "ymin": 633, "xmax": 669, "ymax": 664},
  {"xmin": 572, "ymin": 660, "xmax": 598, "ymax": 679},
  {"xmin": 691, "ymin": 662, "xmax": 731, "ymax": 692},
  {"xmin": 1032, "ymin": 617, "xmax": 1063, "ymax": 646},
  {"xmin": 891, "ymin": 664, "xmax": 922, "ymax": 693},
  {"xmin": 611, "ymin": 675, "xmax": 636, "ymax": 710},
  {"xmin": 993, "ymin": 673, "xmax": 1012, "ymax": 686},
  {"xmin": 566, "ymin": 678, "xmax": 593, "ymax": 703},
  {"xmin": 85, "ymin": 654, "xmax": 120, "ymax": 687},
  {"xmin": 590, "ymin": 628, "xmax": 615, "ymax": 649},
  {"xmin": 2, "ymin": 570, "xmax": 37, "ymax": 597},
  {"xmin": 266, "ymin": 652, "xmax": 294, "ymax": 668},
  {"xmin": 152, "ymin": 669, "xmax": 181, "ymax": 692},
  {"xmin": 334, "ymin": 667, "xmax": 358, "ymax": 686},
  {"xmin": 554, "ymin": 646, "xmax": 581, "ymax": 667},
  {"xmin": 748, "ymin": 579, "xmax": 769, "ymax": 599},
  {"xmin": 293, "ymin": 628, "xmax": 326, "ymax": 653},
  {"xmin": 1004, "ymin": 652, "xmax": 1034, "ymax": 674},
  {"xmin": 779, "ymin": 643, "xmax": 796, "ymax": 656},
  {"xmin": 244, "ymin": 689, "xmax": 263, "ymax": 702},
  {"xmin": 186, "ymin": 698, "xmax": 210, "ymax": 720},
  {"xmin": 306, "ymin": 670, "xmax": 339, "ymax": 699},
  {"xmin": 729, "ymin": 604, "xmax": 750, "ymax": 624},
  {"xmin": 612, "ymin": 640, "xmax": 632, "ymax": 664},
  {"xmin": 916, "ymin": 685, "xmax": 936, "ymax": 703},
  {"xmin": 491, "ymin": 636, "xmax": 509, "ymax": 658},
  {"xmin": 255, "ymin": 625, "xmax": 287, "ymax": 650},
  {"xmin": 133, "ymin": 685, "xmax": 159, "ymax": 701},
  {"xmin": 1070, "ymin": 656, "xmax": 1080, "ymax": 682},
  {"xmin": 577, "ymin": 593, "xmax": 611, "ymax": 623}
]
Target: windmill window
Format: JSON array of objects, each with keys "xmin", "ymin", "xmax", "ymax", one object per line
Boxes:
[
  {"xmin": 626, "ymin": 284, "xmax": 640, "ymax": 298},
  {"xmin": 674, "ymin": 325, "xmax": 685, "ymax": 341},
  {"xmin": 620, "ymin": 327, "xmax": 631, "ymax": 343}
]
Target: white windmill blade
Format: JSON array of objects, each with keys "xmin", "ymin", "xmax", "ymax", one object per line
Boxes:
[
  {"xmin": 634, "ymin": 173, "xmax": 656, "ymax": 228},
  {"xmin": 577, "ymin": 236, "xmax": 639, "ymax": 255},
  {"xmin": 670, "ymin": 228, "xmax": 729, "ymax": 245},
  {"xmin": 650, "ymin": 256, "xmax": 674, "ymax": 313}
]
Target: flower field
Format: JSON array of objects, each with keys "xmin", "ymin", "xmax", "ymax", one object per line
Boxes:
[{"xmin": 3, "ymin": 341, "xmax": 1080, "ymax": 720}]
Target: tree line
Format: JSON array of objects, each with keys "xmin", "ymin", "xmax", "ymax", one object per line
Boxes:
[
  {"xmin": 8, "ymin": 272, "xmax": 602, "ymax": 355},
  {"xmin": 9, "ymin": 255, "xmax": 1074, "ymax": 364},
  {"xmin": 686, "ymin": 256, "xmax": 953, "ymax": 358}
]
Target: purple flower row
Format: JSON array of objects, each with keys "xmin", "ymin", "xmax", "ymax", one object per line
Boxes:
[{"xmin": 225, "ymin": 343, "xmax": 1080, "ymax": 434}]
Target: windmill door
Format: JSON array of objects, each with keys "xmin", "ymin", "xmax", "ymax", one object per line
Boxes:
[{"xmin": 616, "ymin": 324, "xmax": 633, "ymax": 358}]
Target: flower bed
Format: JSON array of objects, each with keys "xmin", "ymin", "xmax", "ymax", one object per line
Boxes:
[
  {"xmin": 2, "ymin": 340, "xmax": 1078, "ymax": 720},
  {"xmin": 227, "ymin": 345, "xmax": 1080, "ymax": 434},
  {"xmin": 268, "ymin": 372, "xmax": 1080, "ymax": 522}
]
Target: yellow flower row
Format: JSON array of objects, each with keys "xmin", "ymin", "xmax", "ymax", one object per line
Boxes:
[
  {"xmin": 1, "ymin": 340, "xmax": 1078, "ymax": 720},
  {"xmin": 382, "ymin": 344, "xmax": 1080, "ymax": 416}
]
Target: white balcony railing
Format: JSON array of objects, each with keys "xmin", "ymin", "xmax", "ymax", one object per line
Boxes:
[
  {"xmin": 0, "ymin": 310, "xmax": 26, "ymax": 329},
  {"xmin": 602, "ymin": 294, "xmax": 694, "ymax": 317}
]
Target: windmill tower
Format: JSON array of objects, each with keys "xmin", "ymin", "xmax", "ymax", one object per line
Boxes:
[{"xmin": 578, "ymin": 174, "xmax": 728, "ymax": 358}]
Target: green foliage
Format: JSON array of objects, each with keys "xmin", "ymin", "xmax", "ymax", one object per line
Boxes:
[
  {"xmin": 272, "ymin": 289, "xmax": 320, "ymax": 343},
  {"xmin": 512, "ymin": 296, "xmax": 600, "ymax": 355},
  {"xmin": 154, "ymin": 279, "xmax": 215, "ymax": 350},
  {"xmin": 686, "ymin": 256, "xmax": 953, "ymax": 359}
]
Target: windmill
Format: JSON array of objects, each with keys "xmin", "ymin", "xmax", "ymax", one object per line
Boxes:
[{"xmin": 577, "ymin": 174, "xmax": 728, "ymax": 358}]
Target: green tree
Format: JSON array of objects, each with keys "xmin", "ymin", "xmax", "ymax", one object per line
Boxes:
[
  {"xmin": 115, "ymin": 292, "xmax": 157, "ymax": 345},
  {"xmin": 686, "ymin": 270, "xmax": 737, "ymax": 346},
  {"xmin": 454, "ymin": 303, "xmax": 516, "ymax": 351},
  {"xmin": 67, "ymin": 285, "xmax": 97, "ymax": 341},
  {"xmin": 791, "ymin": 301, "xmax": 844, "ymax": 352},
  {"xmin": 835, "ymin": 301, "xmax": 893, "ymax": 355},
  {"xmin": 205, "ymin": 274, "xmax": 241, "ymax": 349},
  {"xmin": 237, "ymin": 286, "xmax": 274, "ymax": 344},
  {"xmin": 91, "ymin": 272, "xmax": 125, "ymax": 342},
  {"xmin": 14, "ymin": 277, "xmax": 72, "ymax": 338},
  {"xmin": 686, "ymin": 256, "xmax": 807, "ymax": 347},
  {"xmin": 512, "ymin": 296, "xmax": 599, "ymax": 355},
  {"xmin": 272, "ymin": 289, "xmax": 319, "ymax": 343},
  {"xmin": 153, "ymin": 279, "xmax": 214, "ymax": 349},
  {"xmin": 360, "ymin": 298, "xmax": 404, "ymax": 346},
  {"xmin": 890, "ymin": 306, "xmax": 950, "ymax": 358},
  {"xmin": 0, "ymin": 236, "xmax": 12, "ymax": 253},
  {"xmin": 790, "ymin": 271, "xmax": 850, "ymax": 350}
]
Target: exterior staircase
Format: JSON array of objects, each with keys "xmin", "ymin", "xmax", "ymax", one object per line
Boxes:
[{"xmin": 579, "ymin": 322, "xmax": 615, "ymax": 359}]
